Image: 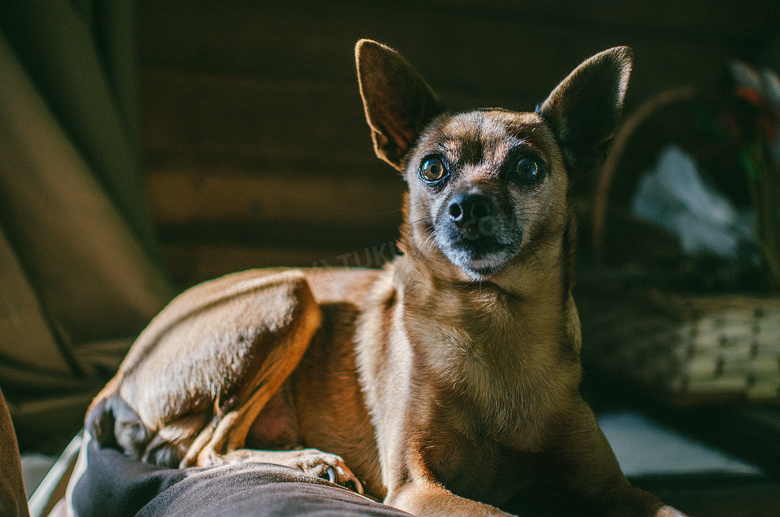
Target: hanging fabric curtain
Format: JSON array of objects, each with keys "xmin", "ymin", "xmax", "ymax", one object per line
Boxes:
[{"xmin": 0, "ymin": 1, "xmax": 174, "ymax": 451}]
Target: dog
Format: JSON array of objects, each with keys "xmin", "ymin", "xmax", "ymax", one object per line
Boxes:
[{"xmin": 86, "ymin": 40, "xmax": 685, "ymax": 517}]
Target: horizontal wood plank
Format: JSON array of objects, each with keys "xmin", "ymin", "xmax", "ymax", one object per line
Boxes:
[
  {"xmin": 161, "ymin": 239, "xmax": 404, "ymax": 289},
  {"xmin": 145, "ymin": 159, "xmax": 406, "ymax": 228},
  {"xmin": 140, "ymin": 70, "xmax": 375, "ymax": 165}
]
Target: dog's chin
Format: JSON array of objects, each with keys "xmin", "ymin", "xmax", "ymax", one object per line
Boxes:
[{"xmin": 441, "ymin": 244, "xmax": 516, "ymax": 281}]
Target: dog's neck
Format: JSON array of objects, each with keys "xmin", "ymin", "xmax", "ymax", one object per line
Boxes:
[
  {"xmin": 390, "ymin": 220, "xmax": 581, "ymax": 448},
  {"xmin": 393, "ymin": 227, "xmax": 573, "ymax": 353}
]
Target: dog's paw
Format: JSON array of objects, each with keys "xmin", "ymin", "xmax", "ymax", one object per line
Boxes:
[
  {"xmin": 289, "ymin": 448, "xmax": 364, "ymax": 494},
  {"xmin": 656, "ymin": 506, "xmax": 687, "ymax": 517}
]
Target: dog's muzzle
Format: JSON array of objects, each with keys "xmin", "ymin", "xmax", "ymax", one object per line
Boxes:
[
  {"xmin": 438, "ymin": 192, "xmax": 519, "ymax": 278},
  {"xmin": 448, "ymin": 193, "xmax": 497, "ymax": 241}
]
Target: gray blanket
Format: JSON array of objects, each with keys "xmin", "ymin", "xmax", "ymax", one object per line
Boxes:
[{"xmin": 71, "ymin": 440, "xmax": 411, "ymax": 517}]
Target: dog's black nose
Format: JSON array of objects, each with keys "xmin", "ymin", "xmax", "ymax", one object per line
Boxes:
[{"xmin": 448, "ymin": 194, "xmax": 494, "ymax": 237}]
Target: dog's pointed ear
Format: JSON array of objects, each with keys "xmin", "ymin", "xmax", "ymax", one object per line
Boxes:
[
  {"xmin": 356, "ymin": 39, "xmax": 445, "ymax": 170},
  {"xmin": 538, "ymin": 47, "xmax": 633, "ymax": 175}
]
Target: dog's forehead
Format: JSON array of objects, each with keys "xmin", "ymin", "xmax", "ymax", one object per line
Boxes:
[{"xmin": 427, "ymin": 110, "xmax": 554, "ymax": 167}]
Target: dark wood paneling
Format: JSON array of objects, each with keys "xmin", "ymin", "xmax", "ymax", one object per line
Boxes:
[
  {"xmin": 137, "ymin": 0, "xmax": 764, "ymax": 103},
  {"xmin": 146, "ymin": 161, "xmax": 405, "ymax": 229},
  {"xmin": 138, "ymin": 0, "xmax": 778, "ymax": 287},
  {"xmin": 141, "ymin": 70, "xmax": 374, "ymax": 167}
]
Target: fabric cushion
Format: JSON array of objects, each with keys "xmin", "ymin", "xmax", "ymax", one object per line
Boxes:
[{"xmin": 71, "ymin": 440, "xmax": 411, "ymax": 517}]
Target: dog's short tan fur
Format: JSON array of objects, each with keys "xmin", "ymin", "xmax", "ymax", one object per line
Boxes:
[{"xmin": 87, "ymin": 40, "xmax": 684, "ymax": 516}]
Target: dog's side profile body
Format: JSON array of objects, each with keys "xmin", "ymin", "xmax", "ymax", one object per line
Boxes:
[{"xmin": 87, "ymin": 40, "xmax": 683, "ymax": 517}]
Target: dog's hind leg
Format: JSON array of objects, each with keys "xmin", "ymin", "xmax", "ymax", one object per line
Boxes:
[
  {"xmin": 181, "ymin": 276, "xmax": 322, "ymax": 467},
  {"xmin": 88, "ymin": 269, "xmax": 322, "ymax": 469}
]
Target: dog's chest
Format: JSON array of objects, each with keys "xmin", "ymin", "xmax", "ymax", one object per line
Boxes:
[{"xmin": 409, "ymin": 296, "xmax": 571, "ymax": 450}]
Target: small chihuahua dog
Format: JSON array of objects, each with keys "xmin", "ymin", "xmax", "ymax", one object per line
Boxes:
[{"xmin": 87, "ymin": 40, "xmax": 684, "ymax": 516}]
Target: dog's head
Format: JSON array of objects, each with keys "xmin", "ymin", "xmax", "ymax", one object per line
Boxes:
[{"xmin": 356, "ymin": 40, "xmax": 631, "ymax": 284}]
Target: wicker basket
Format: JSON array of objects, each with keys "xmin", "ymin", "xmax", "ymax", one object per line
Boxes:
[
  {"xmin": 582, "ymin": 87, "xmax": 780, "ymax": 405},
  {"xmin": 580, "ymin": 287, "xmax": 780, "ymax": 404}
]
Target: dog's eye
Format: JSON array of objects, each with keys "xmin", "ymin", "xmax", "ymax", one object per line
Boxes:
[
  {"xmin": 420, "ymin": 157, "xmax": 447, "ymax": 182},
  {"xmin": 515, "ymin": 157, "xmax": 543, "ymax": 183}
]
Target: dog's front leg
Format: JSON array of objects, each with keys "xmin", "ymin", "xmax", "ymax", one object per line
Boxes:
[
  {"xmin": 539, "ymin": 399, "xmax": 686, "ymax": 517},
  {"xmin": 202, "ymin": 447, "xmax": 364, "ymax": 493},
  {"xmin": 376, "ymin": 434, "xmax": 513, "ymax": 517},
  {"xmin": 386, "ymin": 478, "xmax": 512, "ymax": 517}
]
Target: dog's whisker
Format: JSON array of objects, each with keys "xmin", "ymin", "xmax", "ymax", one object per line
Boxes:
[
  {"xmin": 525, "ymin": 236, "xmax": 559, "ymax": 249},
  {"xmin": 405, "ymin": 217, "xmax": 433, "ymax": 238},
  {"xmin": 527, "ymin": 244, "xmax": 545, "ymax": 272},
  {"xmin": 422, "ymin": 230, "xmax": 439, "ymax": 262},
  {"xmin": 416, "ymin": 226, "xmax": 437, "ymax": 262}
]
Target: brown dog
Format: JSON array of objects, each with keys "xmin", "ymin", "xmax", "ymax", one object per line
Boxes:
[{"xmin": 86, "ymin": 40, "xmax": 684, "ymax": 517}]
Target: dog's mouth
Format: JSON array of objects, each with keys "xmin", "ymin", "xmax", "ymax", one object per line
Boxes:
[{"xmin": 436, "ymin": 220, "xmax": 521, "ymax": 279}]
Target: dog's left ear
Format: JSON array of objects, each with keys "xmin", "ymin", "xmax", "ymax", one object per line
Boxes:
[
  {"xmin": 538, "ymin": 47, "xmax": 633, "ymax": 175},
  {"xmin": 356, "ymin": 39, "xmax": 445, "ymax": 171}
]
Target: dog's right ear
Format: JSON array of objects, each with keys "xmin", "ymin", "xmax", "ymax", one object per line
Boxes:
[{"xmin": 356, "ymin": 39, "xmax": 444, "ymax": 171}]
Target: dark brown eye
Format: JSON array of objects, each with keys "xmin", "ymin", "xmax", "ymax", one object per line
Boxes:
[
  {"xmin": 420, "ymin": 157, "xmax": 447, "ymax": 182},
  {"xmin": 515, "ymin": 157, "xmax": 543, "ymax": 183}
]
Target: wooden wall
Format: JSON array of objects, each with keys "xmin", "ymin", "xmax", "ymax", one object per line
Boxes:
[{"xmin": 137, "ymin": 0, "xmax": 779, "ymax": 289}]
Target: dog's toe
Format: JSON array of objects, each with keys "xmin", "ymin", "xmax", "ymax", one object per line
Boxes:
[{"xmin": 292, "ymin": 448, "xmax": 364, "ymax": 494}]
